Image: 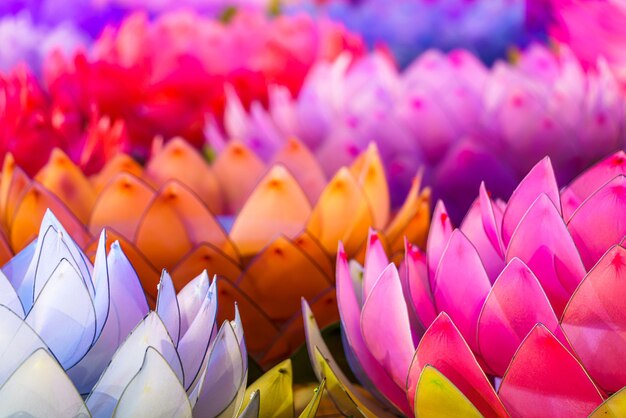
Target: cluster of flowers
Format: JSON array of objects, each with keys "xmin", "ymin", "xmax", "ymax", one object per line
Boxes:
[
  {"xmin": 305, "ymin": 152, "xmax": 626, "ymax": 416},
  {"xmin": 0, "ymin": 138, "xmax": 430, "ymax": 366},
  {"xmin": 0, "ymin": 210, "xmax": 327, "ymax": 416}
]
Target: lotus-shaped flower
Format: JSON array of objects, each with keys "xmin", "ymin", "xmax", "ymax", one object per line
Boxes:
[
  {"xmin": 282, "ymin": 0, "xmax": 548, "ymax": 67},
  {"xmin": 0, "ymin": 209, "xmax": 324, "ymax": 416},
  {"xmin": 213, "ymin": 43, "xmax": 626, "ymax": 218},
  {"xmin": 0, "ymin": 137, "xmax": 430, "ymax": 367},
  {"xmin": 303, "ymin": 151, "xmax": 626, "ymax": 416}
]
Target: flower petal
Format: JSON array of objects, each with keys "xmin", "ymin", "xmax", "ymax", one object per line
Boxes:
[
  {"xmin": 241, "ymin": 359, "xmax": 293, "ymax": 418},
  {"xmin": 113, "ymin": 347, "xmax": 192, "ymax": 418},
  {"xmin": 477, "ymin": 258, "xmax": 565, "ymax": 376},
  {"xmin": 426, "ymin": 200, "xmax": 453, "ymax": 287},
  {"xmin": 567, "ymin": 175, "xmax": 626, "ymax": 269},
  {"xmin": 499, "ymin": 324, "xmax": 603, "ymax": 417},
  {"xmin": 502, "ymin": 157, "xmax": 560, "ymax": 246},
  {"xmin": 562, "ymin": 245, "xmax": 626, "ymax": 393},
  {"xmin": 433, "ymin": 229, "xmax": 491, "ymax": 350},
  {"xmin": 506, "ymin": 194, "xmax": 585, "ymax": 316},
  {"xmin": 407, "ymin": 313, "xmax": 508, "ymax": 418}
]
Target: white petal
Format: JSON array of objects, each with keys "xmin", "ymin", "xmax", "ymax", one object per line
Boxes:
[
  {"xmin": 68, "ymin": 241, "xmax": 149, "ymax": 394},
  {"xmin": 177, "ymin": 271, "xmax": 210, "ymax": 336},
  {"xmin": 112, "ymin": 347, "xmax": 192, "ymax": 418},
  {"xmin": 237, "ymin": 390, "xmax": 260, "ymax": 418},
  {"xmin": 87, "ymin": 312, "xmax": 184, "ymax": 418},
  {"xmin": 2, "ymin": 239, "xmax": 36, "ymax": 290},
  {"xmin": 0, "ymin": 349, "xmax": 89, "ymax": 418},
  {"xmin": 26, "ymin": 259, "xmax": 96, "ymax": 368},
  {"xmin": 0, "ymin": 269, "xmax": 23, "ymax": 318},
  {"xmin": 91, "ymin": 231, "xmax": 110, "ymax": 339},
  {"xmin": 156, "ymin": 270, "xmax": 181, "ymax": 346},
  {"xmin": 0, "ymin": 305, "xmax": 51, "ymax": 385},
  {"xmin": 194, "ymin": 322, "xmax": 245, "ymax": 417}
]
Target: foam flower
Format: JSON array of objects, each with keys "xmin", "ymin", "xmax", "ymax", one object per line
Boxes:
[
  {"xmin": 282, "ymin": 0, "xmax": 549, "ymax": 67},
  {"xmin": 547, "ymin": 0, "xmax": 626, "ymax": 85},
  {"xmin": 0, "ymin": 209, "xmax": 325, "ymax": 416},
  {"xmin": 0, "ymin": 137, "xmax": 430, "ymax": 367},
  {"xmin": 213, "ymin": 43, "xmax": 626, "ymax": 219},
  {"xmin": 302, "ymin": 151, "xmax": 626, "ymax": 416}
]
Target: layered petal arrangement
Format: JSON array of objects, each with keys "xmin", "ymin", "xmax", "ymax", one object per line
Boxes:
[
  {"xmin": 0, "ymin": 137, "xmax": 430, "ymax": 367},
  {"xmin": 0, "ymin": 9, "xmax": 365, "ymax": 175},
  {"xmin": 303, "ymin": 151, "xmax": 626, "ymax": 416},
  {"xmin": 0, "ymin": 209, "xmax": 325, "ymax": 416},
  {"xmin": 283, "ymin": 0, "xmax": 549, "ymax": 67},
  {"xmin": 214, "ymin": 42, "xmax": 626, "ymax": 218}
]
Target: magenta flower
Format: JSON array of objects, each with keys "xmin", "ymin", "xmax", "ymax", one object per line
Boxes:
[
  {"xmin": 303, "ymin": 151, "xmax": 626, "ymax": 416},
  {"xmin": 210, "ymin": 43, "xmax": 626, "ymax": 220}
]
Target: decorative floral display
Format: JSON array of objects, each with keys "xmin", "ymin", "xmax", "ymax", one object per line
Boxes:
[{"xmin": 303, "ymin": 152, "xmax": 626, "ymax": 416}]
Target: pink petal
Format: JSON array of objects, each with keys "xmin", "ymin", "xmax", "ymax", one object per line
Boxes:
[
  {"xmin": 362, "ymin": 230, "xmax": 390, "ymax": 301},
  {"xmin": 561, "ymin": 151, "xmax": 626, "ymax": 220},
  {"xmin": 506, "ymin": 194, "xmax": 585, "ymax": 316},
  {"xmin": 426, "ymin": 200, "xmax": 453, "ymax": 288},
  {"xmin": 562, "ymin": 245, "xmax": 626, "ymax": 393},
  {"xmin": 460, "ymin": 187, "xmax": 506, "ymax": 283},
  {"xmin": 502, "ymin": 157, "xmax": 561, "ymax": 246},
  {"xmin": 406, "ymin": 313, "xmax": 508, "ymax": 418},
  {"xmin": 336, "ymin": 246, "xmax": 412, "ymax": 415},
  {"xmin": 433, "ymin": 229, "xmax": 491, "ymax": 351},
  {"xmin": 361, "ymin": 264, "xmax": 415, "ymax": 391},
  {"xmin": 401, "ymin": 241, "xmax": 436, "ymax": 332},
  {"xmin": 477, "ymin": 258, "xmax": 566, "ymax": 377},
  {"xmin": 567, "ymin": 175, "xmax": 626, "ymax": 270},
  {"xmin": 499, "ymin": 324, "xmax": 603, "ymax": 418}
]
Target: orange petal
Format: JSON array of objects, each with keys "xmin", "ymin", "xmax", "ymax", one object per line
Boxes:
[
  {"xmin": 350, "ymin": 143, "xmax": 390, "ymax": 229},
  {"xmin": 144, "ymin": 138, "xmax": 223, "ymax": 214},
  {"xmin": 260, "ymin": 288, "xmax": 338, "ymax": 368},
  {"xmin": 89, "ymin": 154, "xmax": 144, "ymax": 193},
  {"xmin": 89, "ymin": 173, "xmax": 155, "ymax": 241},
  {"xmin": 215, "ymin": 277, "xmax": 281, "ymax": 360},
  {"xmin": 212, "ymin": 140, "xmax": 266, "ymax": 213},
  {"xmin": 385, "ymin": 174, "xmax": 431, "ymax": 252},
  {"xmin": 34, "ymin": 149, "xmax": 96, "ymax": 224},
  {"xmin": 10, "ymin": 182, "xmax": 91, "ymax": 251},
  {"xmin": 292, "ymin": 231, "xmax": 334, "ymax": 279},
  {"xmin": 230, "ymin": 165, "xmax": 311, "ymax": 257},
  {"xmin": 0, "ymin": 230, "xmax": 13, "ymax": 265},
  {"xmin": 170, "ymin": 243, "xmax": 242, "ymax": 291},
  {"xmin": 0, "ymin": 154, "xmax": 30, "ymax": 227},
  {"xmin": 271, "ymin": 137, "xmax": 326, "ymax": 204},
  {"xmin": 307, "ymin": 167, "xmax": 374, "ymax": 256},
  {"xmin": 85, "ymin": 229, "xmax": 160, "ymax": 306},
  {"xmin": 237, "ymin": 236, "xmax": 332, "ymax": 322}
]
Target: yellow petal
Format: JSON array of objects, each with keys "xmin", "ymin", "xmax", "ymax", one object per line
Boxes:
[
  {"xmin": 34, "ymin": 149, "xmax": 96, "ymax": 224},
  {"xmin": 230, "ymin": 165, "xmax": 311, "ymax": 257},
  {"xmin": 589, "ymin": 388, "xmax": 626, "ymax": 418},
  {"xmin": 414, "ymin": 365, "xmax": 483, "ymax": 418},
  {"xmin": 144, "ymin": 138, "xmax": 223, "ymax": 214},
  {"xmin": 212, "ymin": 140, "xmax": 266, "ymax": 213},
  {"xmin": 298, "ymin": 379, "xmax": 326, "ymax": 418},
  {"xmin": 307, "ymin": 168, "xmax": 373, "ymax": 256},
  {"xmin": 240, "ymin": 359, "xmax": 294, "ymax": 418},
  {"xmin": 350, "ymin": 143, "xmax": 390, "ymax": 229}
]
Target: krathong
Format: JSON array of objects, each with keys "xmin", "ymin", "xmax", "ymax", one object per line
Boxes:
[
  {"xmin": 303, "ymin": 152, "xmax": 626, "ymax": 416},
  {"xmin": 282, "ymin": 0, "xmax": 549, "ymax": 67},
  {"xmin": 0, "ymin": 9, "xmax": 365, "ymax": 174},
  {"xmin": 0, "ymin": 138, "xmax": 430, "ymax": 367},
  {"xmin": 0, "ymin": 209, "xmax": 324, "ymax": 416},
  {"xmin": 213, "ymin": 43, "xmax": 626, "ymax": 219}
]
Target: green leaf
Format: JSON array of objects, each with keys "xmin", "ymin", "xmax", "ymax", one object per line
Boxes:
[
  {"xmin": 298, "ymin": 379, "xmax": 326, "ymax": 418},
  {"xmin": 240, "ymin": 359, "xmax": 294, "ymax": 418}
]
